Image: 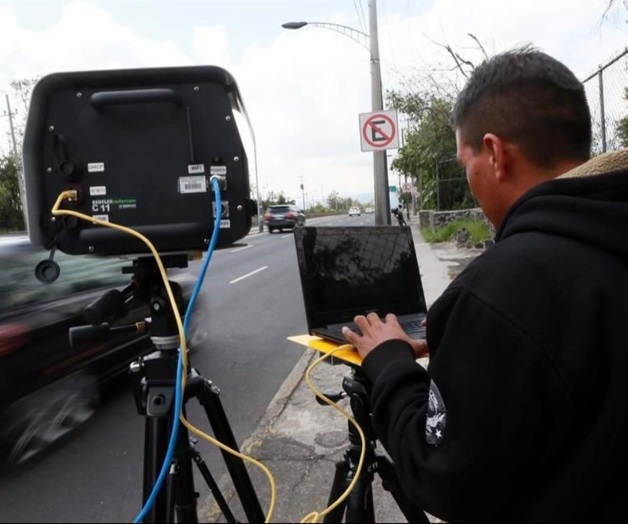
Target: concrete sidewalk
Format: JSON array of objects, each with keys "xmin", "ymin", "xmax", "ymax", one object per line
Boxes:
[{"xmin": 204, "ymin": 216, "xmax": 472, "ymax": 523}]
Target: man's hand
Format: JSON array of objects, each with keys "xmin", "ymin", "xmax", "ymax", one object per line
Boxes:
[{"xmin": 341, "ymin": 312, "xmax": 429, "ymax": 361}]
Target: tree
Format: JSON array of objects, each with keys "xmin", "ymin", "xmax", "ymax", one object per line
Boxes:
[
  {"xmin": 388, "ymin": 89, "xmax": 467, "ymax": 210},
  {"xmin": 262, "ymin": 190, "xmax": 296, "ymax": 210},
  {"xmin": 5, "ymin": 78, "xmax": 38, "ymax": 157},
  {"xmin": 327, "ymin": 190, "xmax": 342, "ymax": 210},
  {"xmin": 386, "ymin": 35, "xmax": 491, "ymax": 211},
  {"xmin": 0, "ymin": 154, "xmax": 25, "ymax": 231}
]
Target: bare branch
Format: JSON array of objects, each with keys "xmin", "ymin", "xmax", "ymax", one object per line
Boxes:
[
  {"xmin": 454, "ymin": 52, "xmax": 475, "ymax": 70},
  {"xmin": 423, "ymin": 33, "xmax": 473, "ymax": 78},
  {"xmin": 468, "ymin": 33, "xmax": 489, "ymax": 60}
]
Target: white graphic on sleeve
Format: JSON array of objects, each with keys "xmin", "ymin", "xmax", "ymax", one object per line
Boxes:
[{"xmin": 426, "ymin": 380, "xmax": 447, "ymax": 446}]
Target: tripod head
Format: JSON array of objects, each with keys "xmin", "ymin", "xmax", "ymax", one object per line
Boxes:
[
  {"xmin": 316, "ymin": 367, "xmax": 378, "ymax": 443},
  {"xmin": 69, "ymin": 254, "xmax": 189, "ymax": 352}
]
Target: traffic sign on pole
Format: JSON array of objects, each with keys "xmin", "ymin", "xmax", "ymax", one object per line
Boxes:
[{"xmin": 359, "ymin": 109, "xmax": 399, "ymax": 152}]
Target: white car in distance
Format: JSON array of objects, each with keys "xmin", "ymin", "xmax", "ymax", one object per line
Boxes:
[{"xmin": 348, "ymin": 206, "xmax": 361, "ymax": 217}]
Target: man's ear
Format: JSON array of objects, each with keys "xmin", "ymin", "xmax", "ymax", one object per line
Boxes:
[{"xmin": 482, "ymin": 133, "xmax": 508, "ymax": 181}]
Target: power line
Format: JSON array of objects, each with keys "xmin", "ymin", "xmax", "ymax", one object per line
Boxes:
[
  {"xmin": 354, "ymin": 0, "xmax": 368, "ymax": 34},
  {"xmin": 381, "ymin": 0, "xmax": 398, "ymax": 77}
]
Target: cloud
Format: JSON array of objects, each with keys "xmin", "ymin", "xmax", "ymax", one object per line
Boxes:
[
  {"xmin": 192, "ymin": 25, "xmax": 231, "ymax": 67},
  {"xmin": 232, "ymin": 29, "xmax": 373, "ymax": 200},
  {"xmin": 0, "ymin": 1, "xmax": 191, "ymax": 84},
  {"xmin": 0, "ymin": 0, "xmax": 626, "ymax": 203}
]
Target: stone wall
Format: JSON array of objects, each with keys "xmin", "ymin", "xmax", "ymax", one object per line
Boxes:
[
  {"xmin": 418, "ymin": 207, "xmax": 485, "ymax": 229},
  {"xmin": 418, "ymin": 208, "xmax": 496, "ymax": 238}
]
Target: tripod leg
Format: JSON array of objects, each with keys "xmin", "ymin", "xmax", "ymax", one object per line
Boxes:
[
  {"xmin": 378, "ymin": 456, "xmax": 429, "ymax": 523},
  {"xmin": 344, "ymin": 468, "xmax": 375, "ymax": 524},
  {"xmin": 191, "ymin": 376, "xmax": 265, "ymax": 523},
  {"xmin": 172, "ymin": 423, "xmax": 199, "ymax": 524},
  {"xmin": 324, "ymin": 459, "xmax": 351, "ymax": 523},
  {"xmin": 191, "ymin": 448, "xmax": 238, "ymax": 524},
  {"xmin": 324, "ymin": 452, "xmax": 376, "ymax": 524},
  {"xmin": 143, "ymin": 415, "xmax": 171, "ymax": 523}
]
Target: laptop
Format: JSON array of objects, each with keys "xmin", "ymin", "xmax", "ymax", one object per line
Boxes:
[{"xmin": 294, "ymin": 226, "xmax": 427, "ymax": 344}]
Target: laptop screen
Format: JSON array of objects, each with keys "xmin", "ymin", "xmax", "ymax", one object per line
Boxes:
[{"xmin": 294, "ymin": 226, "xmax": 427, "ymax": 329}]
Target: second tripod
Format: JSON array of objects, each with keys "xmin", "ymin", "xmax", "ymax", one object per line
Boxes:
[{"xmin": 321, "ymin": 369, "xmax": 428, "ymax": 524}]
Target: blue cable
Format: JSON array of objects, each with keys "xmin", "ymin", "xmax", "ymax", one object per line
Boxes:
[{"xmin": 134, "ymin": 177, "xmax": 222, "ymax": 523}]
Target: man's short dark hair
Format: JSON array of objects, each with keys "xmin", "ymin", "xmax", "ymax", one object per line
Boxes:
[{"xmin": 452, "ymin": 46, "xmax": 592, "ymax": 168}]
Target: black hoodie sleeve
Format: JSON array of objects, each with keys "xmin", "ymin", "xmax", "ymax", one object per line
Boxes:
[{"xmin": 361, "ymin": 286, "xmax": 576, "ymax": 522}]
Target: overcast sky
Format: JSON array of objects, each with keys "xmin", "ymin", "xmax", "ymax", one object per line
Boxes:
[{"xmin": 0, "ymin": 0, "xmax": 626, "ymax": 205}]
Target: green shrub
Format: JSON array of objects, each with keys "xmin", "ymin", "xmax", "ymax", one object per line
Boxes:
[{"xmin": 421, "ymin": 218, "xmax": 491, "ymax": 245}]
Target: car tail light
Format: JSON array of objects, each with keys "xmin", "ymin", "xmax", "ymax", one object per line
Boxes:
[
  {"xmin": 264, "ymin": 213, "xmax": 272, "ymax": 220},
  {"xmin": 285, "ymin": 212, "xmax": 295, "ymax": 219},
  {"xmin": 0, "ymin": 323, "xmax": 28, "ymax": 357}
]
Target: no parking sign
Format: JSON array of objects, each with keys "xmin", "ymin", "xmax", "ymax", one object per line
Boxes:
[{"xmin": 359, "ymin": 110, "xmax": 399, "ymax": 152}]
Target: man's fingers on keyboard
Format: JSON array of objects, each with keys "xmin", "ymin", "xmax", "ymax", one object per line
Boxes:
[
  {"xmin": 341, "ymin": 326, "xmax": 357, "ymax": 342},
  {"xmin": 385, "ymin": 313, "xmax": 400, "ymax": 326}
]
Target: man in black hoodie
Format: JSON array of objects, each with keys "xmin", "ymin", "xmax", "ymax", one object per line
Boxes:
[{"xmin": 342, "ymin": 47, "xmax": 628, "ymax": 521}]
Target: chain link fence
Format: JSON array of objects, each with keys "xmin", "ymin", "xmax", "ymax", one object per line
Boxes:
[
  {"xmin": 583, "ymin": 48, "xmax": 628, "ymax": 154},
  {"xmin": 434, "ymin": 158, "xmax": 477, "ymax": 211}
]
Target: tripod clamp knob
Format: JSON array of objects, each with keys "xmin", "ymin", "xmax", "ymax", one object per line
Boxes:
[{"xmin": 316, "ymin": 389, "xmax": 347, "ymax": 405}]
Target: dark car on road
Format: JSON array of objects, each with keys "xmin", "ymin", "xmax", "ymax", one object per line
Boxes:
[
  {"xmin": 263, "ymin": 204, "xmax": 305, "ymax": 233},
  {"xmin": 0, "ymin": 235, "xmax": 198, "ymax": 467}
]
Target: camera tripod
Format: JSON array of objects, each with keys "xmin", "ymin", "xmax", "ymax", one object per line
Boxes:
[
  {"xmin": 320, "ymin": 368, "xmax": 428, "ymax": 523},
  {"xmin": 72, "ymin": 256, "xmax": 264, "ymax": 523}
]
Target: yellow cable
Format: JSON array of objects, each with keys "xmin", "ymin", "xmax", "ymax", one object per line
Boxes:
[
  {"xmin": 51, "ymin": 191, "xmax": 276, "ymax": 523},
  {"xmin": 300, "ymin": 346, "xmax": 367, "ymax": 523}
]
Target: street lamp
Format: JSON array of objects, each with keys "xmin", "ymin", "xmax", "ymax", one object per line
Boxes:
[{"xmin": 282, "ymin": 0, "xmax": 391, "ymax": 225}]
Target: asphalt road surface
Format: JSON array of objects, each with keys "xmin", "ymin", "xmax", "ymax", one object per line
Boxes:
[{"xmin": 0, "ymin": 212, "xmax": 376, "ymax": 523}]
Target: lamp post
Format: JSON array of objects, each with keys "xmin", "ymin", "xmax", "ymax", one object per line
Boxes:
[{"xmin": 282, "ymin": 0, "xmax": 391, "ymax": 225}]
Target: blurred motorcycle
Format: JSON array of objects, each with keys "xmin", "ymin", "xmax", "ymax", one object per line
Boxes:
[{"xmin": 391, "ymin": 207, "xmax": 407, "ymax": 226}]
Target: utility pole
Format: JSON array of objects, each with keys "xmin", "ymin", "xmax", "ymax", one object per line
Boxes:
[
  {"xmin": 2, "ymin": 93, "xmax": 26, "ymax": 223},
  {"xmin": 298, "ymin": 175, "xmax": 306, "ymax": 210},
  {"xmin": 369, "ymin": 0, "xmax": 391, "ymax": 225},
  {"xmin": 4, "ymin": 94, "xmax": 18, "ymax": 160}
]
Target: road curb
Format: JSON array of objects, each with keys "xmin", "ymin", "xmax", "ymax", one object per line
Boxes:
[{"xmin": 201, "ymin": 347, "xmax": 318, "ymax": 521}]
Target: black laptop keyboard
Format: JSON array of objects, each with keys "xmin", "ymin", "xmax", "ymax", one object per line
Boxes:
[
  {"xmin": 400, "ymin": 319, "xmax": 424, "ymax": 332},
  {"xmin": 350, "ymin": 318, "xmax": 424, "ymax": 337}
]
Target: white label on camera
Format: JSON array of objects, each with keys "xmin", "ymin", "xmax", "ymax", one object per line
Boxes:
[
  {"xmin": 92, "ymin": 214, "xmax": 109, "ymax": 222},
  {"xmin": 220, "ymin": 219, "xmax": 230, "ymax": 228},
  {"xmin": 88, "ymin": 162, "xmax": 105, "ymax": 172},
  {"xmin": 210, "ymin": 165, "xmax": 227, "ymax": 175},
  {"xmin": 179, "ymin": 176, "xmax": 207, "ymax": 194},
  {"xmin": 90, "ymin": 186, "xmax": 107, "ymax": 196},
  {"xmin": 188, "ymin": 164, "xmax": 205, "ymax": 174}
]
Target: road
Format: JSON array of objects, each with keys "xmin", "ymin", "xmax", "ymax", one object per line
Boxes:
[{"xmin": 0, "ymin": 212, "xmax": 376, "ymax": 523}]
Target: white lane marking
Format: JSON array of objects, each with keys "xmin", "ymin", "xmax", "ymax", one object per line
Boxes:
[
  {"xmin": 229, "ymin": 266, "xmax": 268, "ymax": 284},
  {"xmin": 230, "ymin": 244, "xmax": 253, "ymax": 253},
  {"xmin": 281, "ymin": 234, "xmax": 293, "ymax": 239}
]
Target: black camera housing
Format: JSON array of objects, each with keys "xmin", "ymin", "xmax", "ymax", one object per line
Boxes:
[{"xmin": 23, "ymin": 66, "xmax": 256, "ymax": 256}]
